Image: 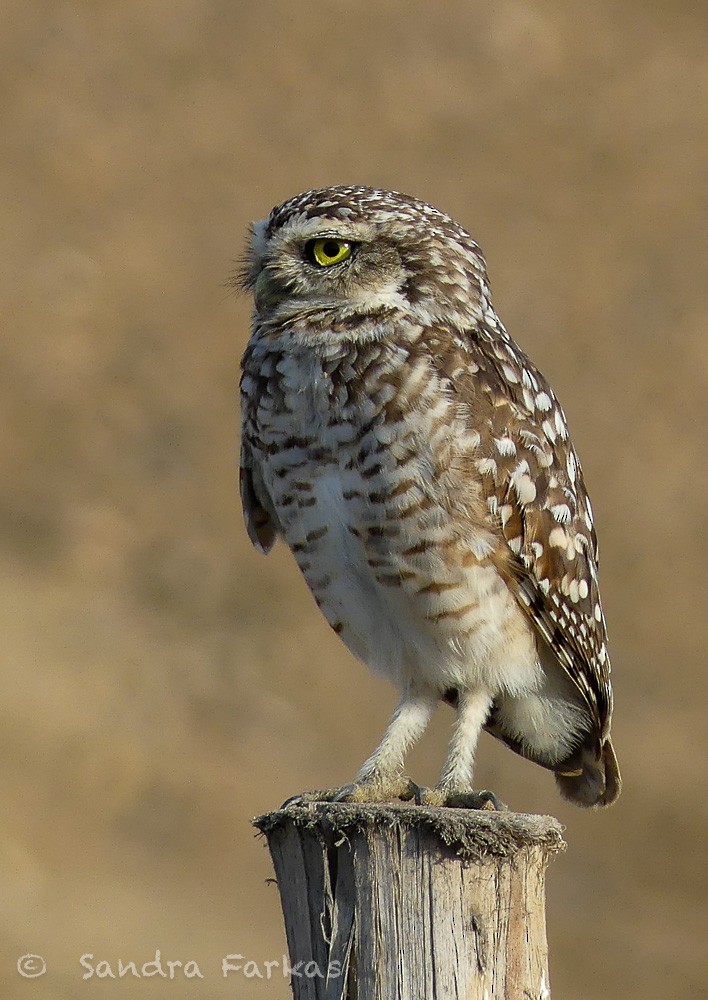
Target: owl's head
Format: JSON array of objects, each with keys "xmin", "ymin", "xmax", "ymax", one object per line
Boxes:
[{"xmin": 240, "ymin": 186, "xmax": 491, "ymax": 337}]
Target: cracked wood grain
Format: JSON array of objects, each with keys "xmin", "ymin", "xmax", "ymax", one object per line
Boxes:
[{"xmin": 254, "ymin": 802, "xmax": 565, "ymax": 999}]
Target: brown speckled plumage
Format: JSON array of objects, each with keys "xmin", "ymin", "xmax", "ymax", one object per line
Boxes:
[{"xmin": 239, "ymin": 185, "xmax": 620, "ymax": 808}]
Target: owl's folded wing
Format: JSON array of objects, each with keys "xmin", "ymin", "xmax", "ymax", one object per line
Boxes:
[
  {"xmin": 240, "ymin": 444, "xmax": 277, "ymax": 553},
  {"xmin": 448, "ymin": 325, "xmax": 613, "ymax": 732}
]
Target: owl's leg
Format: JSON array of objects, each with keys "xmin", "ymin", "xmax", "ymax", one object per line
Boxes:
[
  {"xmin": 419, "ymin": 687, "xmax": 506, "ymax": 810},
  {"xmin": 348, "ymin": 690, "xmax": 437, "ymax": 799},
  {"xmin": 282, "ymin": 690, "xmax": 436, "ymax": 806}
]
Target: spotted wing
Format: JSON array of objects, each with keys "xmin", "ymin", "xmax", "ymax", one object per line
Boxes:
[{"xmin": 441, "ymin": 322, "xmax": 613, "ymax": 730}]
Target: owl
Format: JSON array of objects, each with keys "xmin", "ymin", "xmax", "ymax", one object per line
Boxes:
[{"xmin": 239, "ymin": 185, "xmax": 620, "ymax": 809}]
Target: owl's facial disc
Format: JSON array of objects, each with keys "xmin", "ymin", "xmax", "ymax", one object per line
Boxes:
[
  {"xmin": 250, "ymin": 217, "xmax": 408, "ymax": 321},
  {"xmin": 242, "ymin": 186, "xmax": 492, "ymax": 333}
]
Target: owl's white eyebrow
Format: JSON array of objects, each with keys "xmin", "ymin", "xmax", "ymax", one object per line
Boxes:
[{"xmin": 299, "ymin": 229, "xmax": 354, "ymax": 240}]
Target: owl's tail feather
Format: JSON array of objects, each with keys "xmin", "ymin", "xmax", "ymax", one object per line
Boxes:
[{"xmin": 554, "ymin": 738, "xmax": 621, "ymax": 808}]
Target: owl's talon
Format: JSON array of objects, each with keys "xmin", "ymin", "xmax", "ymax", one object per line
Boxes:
[
  {"xmin": 331, "ymin": 783, "xmax": 358, "ymax": 803},
  {"xmin": 331, "ymin": 774, "xmax": 422, "ymax": 803},
  {"xmin": 468, "ymin": 789, "xmax": 508, "ymax": 811},
  {"xmin": 280, "ymin": 790, "xmax": 329, "ymax": 808},
  {"xmin": 416, "ymin": 786, "xmax": 508, "ymax": 811},
  {"xmin": 399, "ymin": 777, "xmax": 422, "ymax": 802},
  {"xmin": 281, "ymin": 775, "xmax": 421, "ymax": 807}
]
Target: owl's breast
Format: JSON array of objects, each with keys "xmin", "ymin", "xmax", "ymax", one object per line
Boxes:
[{"xmin": 245, "ymin": 345, "xmax": 537, "ymax": 695}]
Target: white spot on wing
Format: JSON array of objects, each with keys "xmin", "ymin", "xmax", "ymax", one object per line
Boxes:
[
  {"xmin": 494, "ymin": 436, "xmax": 516, "ymax": 456},
  {"xmin": 566, "ymin": 452, "xmax": 577, "ymax": 483},
  {"xmin": 514, "ymin": 473, "xmax": 537, "ymax": 504},
  {"xmin": 555, "ymin": 409, "xmax": 568, "ymax": 440},
  {"xmin": 549, "ymin": 526, "xmax": 568, "ymax": 548},
  {"xmin": 500, "ymin": 503, "xmax": 514, "ymax": 526},
  {"xmin": 476, "ymin": 457, "xmax": 497, "ymax": 476},
  {"xmin": 551, "ymin": 503, "xmax": 571, "ymax": 523},
  {"xmin": 541, "ymin": 419, "xmax": 556, "ymax": 443},
  {"xmin": 585, "ymin": 496, "xmax": 594, "ymax": 529}
]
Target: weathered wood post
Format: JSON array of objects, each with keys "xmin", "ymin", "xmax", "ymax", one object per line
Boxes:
[{"xmin": 254, "ymin": 802, "xmax": 565, "ymax": 999}]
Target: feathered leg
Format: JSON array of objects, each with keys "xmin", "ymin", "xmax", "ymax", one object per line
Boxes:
[
  {"xmin": 284, "ymin": 689, "xmax": 437, "ymax": 806},
  {"xmin": 420, "ymin": 687, "xmax": 506, "ymax": 809}
]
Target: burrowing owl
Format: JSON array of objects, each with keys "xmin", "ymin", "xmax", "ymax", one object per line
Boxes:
[{"xmin": 239, "ymin": 185, "xmax": 620, "ymax": 809}]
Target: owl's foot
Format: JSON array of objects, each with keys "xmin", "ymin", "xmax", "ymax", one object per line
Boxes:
[
  {"xmin": 416, "ymin": 786, "xmax": 508, "ymax": 811},
  {"xmin": 282, "ymin": 774, "xmax": 421, "ymax": 808}
]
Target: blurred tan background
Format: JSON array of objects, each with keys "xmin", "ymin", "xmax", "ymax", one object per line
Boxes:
[{"xmin": 1, "ymin": 1, "xmax": 707, "ymax": 997}]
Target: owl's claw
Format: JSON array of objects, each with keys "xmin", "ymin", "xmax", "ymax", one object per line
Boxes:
[
  {"xmin": 282, "ymin": 782, "xmax": 506, "ymax": 810},
  {"xmin": 331, "ymin": 783, "xmax": 364, "ymax": 802},
  {"xmin": 281, "ymin": 775, "xmax": 422, "ymax": 808},
  {"xmin": 333, "ymin": 775, "xmax": 422, "ymax": 803},
  {"xmin": 415, "ymin": 786, "xmax": 508, "ymax": 811},
  {"xmin": 280, "ymin": 790, "xmax": 323, "ymax": 808}
]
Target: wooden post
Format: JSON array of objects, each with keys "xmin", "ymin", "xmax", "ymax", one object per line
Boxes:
[{"xmin": 254, "ymin": 802, "xmax": 565, "ymax": 1000}]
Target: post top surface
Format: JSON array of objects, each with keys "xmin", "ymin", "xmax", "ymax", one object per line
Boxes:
[{"xmin": 254, "ymin": 801, "xmax": 565, "ymax": 860}]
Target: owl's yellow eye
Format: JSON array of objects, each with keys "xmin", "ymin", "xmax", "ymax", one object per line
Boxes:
[{"xmin": 306, "ymin": 238, "xmax": 353, "ymax": 268}]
